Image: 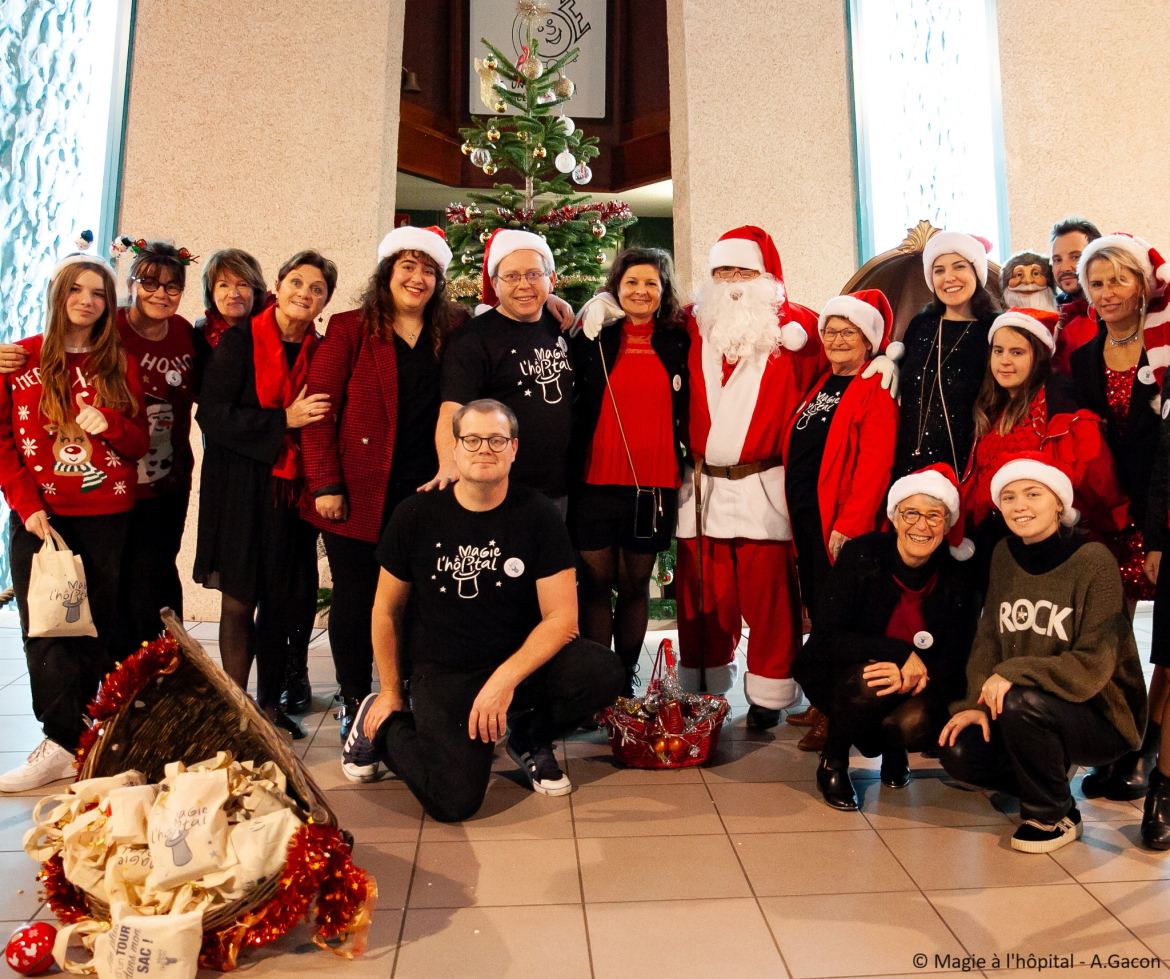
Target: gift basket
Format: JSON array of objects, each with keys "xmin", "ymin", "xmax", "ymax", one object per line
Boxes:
[
  {"xmin": 602, "ymin": 639, "xmax": 729, "ymax": 768},
  {"xmin": 25, "ymin": 611, "xmax": 376, "ymax": 975}
]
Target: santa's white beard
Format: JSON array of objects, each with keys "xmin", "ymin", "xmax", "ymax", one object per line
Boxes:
[
  {"xmin": 693, "ymin": 276, "xmax": 783, "ymax": 363},
  {"xmin": 1003, "ymin": 284, "xmax": 1057, "ymax": 312}
]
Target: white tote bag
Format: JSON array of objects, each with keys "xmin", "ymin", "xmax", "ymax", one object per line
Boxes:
[{"xmin": 27, "ymin": 527, "xmax": 97, "ymax": 638}]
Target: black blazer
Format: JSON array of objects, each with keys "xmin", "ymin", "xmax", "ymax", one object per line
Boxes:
[
  {"xmin": 569, "ymin": 321, "xmax": 691, "ymax": 481},
  {"xmin": 792, "ymin": 531, "xmax": 980, "ymax": 711},
  {"xmin": 1069, "ymin": 332, "xmax": 1161, "ymax": 526}
]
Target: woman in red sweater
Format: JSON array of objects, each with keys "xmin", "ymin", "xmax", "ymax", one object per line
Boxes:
[{"xmin": 0, "ymin": 253, "xmax": 148, "ymax": 793}]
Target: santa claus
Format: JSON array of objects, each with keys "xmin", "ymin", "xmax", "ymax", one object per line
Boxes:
[
  {"xmin": 1000, "ymin": 251, "xmax": 1056, "ymax": 312},
  {"xmin": 674, "ymin": 227, "xmax": 896, "ymax": 727}
]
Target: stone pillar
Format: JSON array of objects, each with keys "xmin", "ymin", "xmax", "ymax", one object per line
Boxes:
[
  {"xmin": 117, "ymin": 0, "xmax": 407, "ymax": 618},
  {"xmin": 665, "ymin": 0, "xmax": 858, "ymax": 305}
]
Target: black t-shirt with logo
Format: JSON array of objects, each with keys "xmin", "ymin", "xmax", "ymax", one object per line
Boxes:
[
  {"xmin": 376, "ymin": 483, "xmax": 576, "ymax": 673},
  {"xmin": 440, "ymin": 307, "xmax": 574, "ymax": 496},
  {"xmin": 786, "ymin": 373, "xmax": 854, "ymax": 512}
]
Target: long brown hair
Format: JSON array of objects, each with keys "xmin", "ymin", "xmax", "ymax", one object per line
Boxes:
[
  {"xmin": 41, "ymin": 261, "xmax": 137, "ymax": 428},
  {"xmin": 358, "ymin": 249, "xmax": 457, "ymax": 360},
  {"xmin": 972, "ymin": 326, "xmax": 1051, "ymax": 439},
  {"xmin": 601, "ymin": 247, "xmax": 684, "ymax": 330}
]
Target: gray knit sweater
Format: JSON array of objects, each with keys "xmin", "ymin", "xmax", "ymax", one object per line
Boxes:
[{"xmin": 952, "ymin": 538, "xmax": 1148, "ymax": 749}]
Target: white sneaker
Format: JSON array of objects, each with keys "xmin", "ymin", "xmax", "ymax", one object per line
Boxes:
[{"xmin": 0, "ymin": 738, "xmax": 76, "ymax": 793}]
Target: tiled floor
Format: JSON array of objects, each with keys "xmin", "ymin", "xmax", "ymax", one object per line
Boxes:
[{"xmin": 0, "ymin": 612, "xmax": 1167, "ymax": 978}]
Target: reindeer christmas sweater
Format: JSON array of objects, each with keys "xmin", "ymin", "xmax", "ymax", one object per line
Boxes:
[{"xmin": 0, "ymin": 335, "xmax": 149, "ymax": 522}]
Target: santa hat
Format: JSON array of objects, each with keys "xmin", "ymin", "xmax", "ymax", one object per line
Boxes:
[
  {"xmin": 886, "ymin": 463, "xmax": 975, "ymax": 561},
  {"xmin": 818, "ymin": 289, "xmax": 900, "ymax": 361},
  {"xmin": 708, "ymin": 225, "xmax": 806, "ymax": 351},
  {"xmin": 990, "ymin": 451, "xmax": 1078, "ymax": 527},
  {"xmin": 922, "ymin": 231, "xmax": 992, "ymax": 289},
  {"xmin": 377, "ymin": 225, "xmax": 452, "ymax": 272},
  {"xmin": 479, "ymin": 228, "xmax": 555, "ymax": 306},
  {"xmin": 988, "ymin": 307, "xmax": 1059, "ymax": 353}
]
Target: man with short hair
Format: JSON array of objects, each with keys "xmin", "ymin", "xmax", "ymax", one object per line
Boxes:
[
  {"xmin": 343, "ymin": 398, "xmax": 621, "ymax": 821},
  {"xmin": 432, "ymin": 230, "xmax": 574, "ymax": 514},
  {"xmin": 1050, "ymin": 216, "xmax": 1102, "ymax": 375}
]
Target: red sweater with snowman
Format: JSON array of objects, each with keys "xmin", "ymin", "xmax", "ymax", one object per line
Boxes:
[{"xmin": 0, "ymin": 335, "xmax": 149, "ymax": 522}]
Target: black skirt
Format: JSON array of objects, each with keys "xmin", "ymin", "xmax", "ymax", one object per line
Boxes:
[{"xmin": 1149, "ymin": 560, "xmax": 1170, "ymax": 666}]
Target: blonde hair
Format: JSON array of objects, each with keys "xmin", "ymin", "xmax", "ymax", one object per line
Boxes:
[{"xmin": 1079, "ymin": 246, "xmax": 1149, "ymax": 306}]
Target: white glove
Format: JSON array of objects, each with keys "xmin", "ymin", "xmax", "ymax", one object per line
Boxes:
[
  {"xmin": 862, "ymin": 354, "xmax": 900, "ymax": 401},
  {"xmin": 571, "ymin": 292, "xmax": 625, "ymax": 339}
]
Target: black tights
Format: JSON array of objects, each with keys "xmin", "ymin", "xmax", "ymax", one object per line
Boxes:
[
  {"xmin": 219, "ymin": 592, "xmax": 256, "ymax": 693},
  {"xmin": 824, "ymin": 663, "xmax": 945, "ymax": 762},
  {"xmin": 218, "ymin": 590, "xmax": 315, "ymax": 710},
  {"xmin": 578, "ymin": 547, "xmax": 658, "ymax": 670}
]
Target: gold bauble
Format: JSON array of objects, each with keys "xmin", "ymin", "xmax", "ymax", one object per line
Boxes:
[
  {"xmin": 486, "ymin": 126, "xmax": 501, "ymax": 142},
  {"xmin": 590, "ymin": 220, "xmax": 606, "ymax": 238},
  {"xmin": 594, "ymin": 251, "xmax": 606, "ymax": 264},
  {"xmin": 553, "ymin": 75, "xmax": 575, "ymax": 98},
  {"xmin": 484, "ymin": 55, "xmax": 498, "ymax": 70},
  {"xmin": 466, "ymin": 203, "xmax": 482, "ymax": 218},
  {"xmin": 517, "ymin": 130, "xmax": 529, "ymax": 142},
  {"xmin": 520, "ymin": 57, "xmax": 544, "ymax": 80},
  {"xmin": 479, "ymin": 229, "xmax": 492, "ymax": 243},
  {"xmin": 493, "ymin": 100, "xmax": 507, "ymax": 113},
  {"xmin": 460, "ymin": 140, "xmax": 474, "ymax": 156},
  {"xmin": 532, "ymin": 144, "xmax": 547, "ymax": 159},
  {"xmin": 483, "ymin": 162, "xmax": 498, "ymax": 175}
]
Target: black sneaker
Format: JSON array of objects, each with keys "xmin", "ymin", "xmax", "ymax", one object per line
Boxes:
[
  {"xmin": 341, "ymin": 693, "xmax": 383, "ymax": 783},
  {"xmin": 1011, "ymin": 807, "xmax": 1083, "ymax": 853},
  {"xmin": 622, "ymin": 664, "xmax": 642, "ymax": 699},
  {"xmin": 506, "ymin": 738, "xmax": 572, "ymax": 796},
  {"xmin": 336, "ymin": 696, "xmax": 362, "ymax": 743},
  {"xmin": 281, "ymin": 668, "xmax": 312, "ymax": 715}
]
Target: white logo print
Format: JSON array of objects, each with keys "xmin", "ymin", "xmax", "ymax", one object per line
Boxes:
[
  {"xmin": 519, "ymin": 340, "xmax": 571, "ymax": 404},
  {"xmin": 504, "ymin": 557, "xmax": 525, "ymax": 578},
  {"xmin": 437, "ymin": 542, "xmax": 502, "ymax": 598},
  {"xmin": 998, "ymin": 598, "xmax": 1073, "ymax": 640}
]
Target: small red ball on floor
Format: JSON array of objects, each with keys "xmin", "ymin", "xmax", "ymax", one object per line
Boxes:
[{"xmin": 6, "ymin": 922, "xmax": 57, "ymax": 976}]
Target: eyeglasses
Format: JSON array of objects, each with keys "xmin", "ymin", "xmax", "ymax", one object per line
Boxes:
[
  {"xmin": 823, "ymin": 327, "xmax": 861, "ymax": 342},
  {"xmin": 457, "ymin": 435, "xmax": 513, "ymax": 452},
  {"xmin": 897, "ymin": 508, "xmax": 947, "ymax": 529},
  {"xmin": 712, "ymin": 267, "xmax": 760, "ymax": 281},
  {"xmin": 496, "ymin": 271, "xmax": 549, "ymax": 285},
  {"xmin": 132, "ymin": 276, "xmax": 182, "ymax": 297}
]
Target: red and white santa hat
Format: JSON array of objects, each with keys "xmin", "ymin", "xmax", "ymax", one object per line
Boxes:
[
  {"xmin": 377, "ymin": 225, "xmax": 452, "ymax": 272},
  {"xmin": 988, "ymin": 307, "xmax": 1059, "ymax": 353},
  {"xmin": 818, "ymin": 289, "xmax": 900, "ymax": 361},
  {"xmin": 922, "ymin": 230, "xmax": 992, "ymax": 289},
  {"xmin": 990, "ymin": 450, "xmax": 1078, "ymax": 527},
  {"xmin": 886, "ymin": 463, "xmax": 975, "ymax": 561},
  {"xmin": 480, "ymin": 228, "xmax": 556, "ymax": 307},
  {"xmin": 708, "ymin": 225, "xmax": 807, "ymax": 351}
]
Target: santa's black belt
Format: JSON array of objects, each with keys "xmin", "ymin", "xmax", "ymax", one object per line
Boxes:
[{"xmin": 695, "ymin": 454, "xmax": 784, "ymax": 480}]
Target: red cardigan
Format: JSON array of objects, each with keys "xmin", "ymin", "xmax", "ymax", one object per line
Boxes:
[
  {"xmin": 300, "ymin": 309, "xmax": 399, "ymax": 543},
  {"xmin": 781, "ymin": 370, "xmax": 899, "ymax": 553},
  {"xmin": 0, "ymin": 336, "xmax": 149, "ymax": 522}
]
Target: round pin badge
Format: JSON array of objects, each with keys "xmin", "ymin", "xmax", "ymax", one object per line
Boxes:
[
  {"xmin": 1139, "ymin": 365, "xmax": 1156, "ymax": 386},
  {"xmin": 1163, "ymin": 400, "xmax": 1170, "ymax": 420},
  {"xmin": 165, "ymin": 369, "xmax": 183, "ymax": 387},
  {"xmin": 504, "ymin": 557, "xmax": 525, "ymax": 578},
  {"xmin": 672, "ymin": 374, "xmax": 682, "ymax": 392},
  {"xmin": 913, "ymin": 630, "xmax": 933, "ymax": 650}
]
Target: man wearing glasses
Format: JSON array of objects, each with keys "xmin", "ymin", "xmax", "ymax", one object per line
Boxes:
[
  {"xmin": 434, "ymin": 229, "xmax": 575, "ymax": 515},
  {"xmin": 343, "ymin": 398, "xmax": 621, "ymax": 818}
]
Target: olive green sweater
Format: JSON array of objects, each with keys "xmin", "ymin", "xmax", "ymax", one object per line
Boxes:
[{"xmin": 952, "ymin": 538, "xmax": 1148, "ymax": 749}]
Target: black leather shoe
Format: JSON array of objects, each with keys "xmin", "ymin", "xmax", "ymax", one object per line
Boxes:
[
  {"xmin": 270, "ymin": 707, "xmax": 307, "ymax": 741},
  {"xmin": 1081, "ymin": 730, "xmax": 1159, "ymax": 801},
  {"xmin": 280, "ymin": 669, "xmax": 312, "ymax": 715},
  {"xmin": 336, "ymin": 697, "xmax": 362, "ymax": 743},
  {"xmin": 746, "ymin": 705, "xmax": 782, "ymax": 730},
  {"xmin": 1141, "ymin": 766, "xmax": 1170, "ymax": 851},
  {"xmin": 880, "ymin": 748, "xmax": 912, "ymax": 788},
  {"xmin": 817, "ymin": 756, "xmax": 858, "ymax": 810}
]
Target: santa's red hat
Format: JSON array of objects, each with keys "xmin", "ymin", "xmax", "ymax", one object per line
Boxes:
[
  {"xmin": 990, "ymin": 450, "xmax": 1078, "ymax": 527},
  {"xmin": 377, "ymin": 225, "xmax": 452, "ymax": 272},
  {"xmin": 480, "ymin": 228, "xmax": 555, "ymax": 307},
  {"xmin": 708, "ymin": 226, "xmax": 807, "ymax": 351},
  {"xmin": 989, "ymin": 307, "xmax": 1059, "ymax": 353},
  {"xmin": 922, "ymin": 231, "xmax": 993, "ymax": 288},
  {"xmin": 886, "ymin": 463, "xmax": 974, "ymax": 561},
  {"xmin": 818, "ymin": 289, "xmax": 899, "ymax": 361}
]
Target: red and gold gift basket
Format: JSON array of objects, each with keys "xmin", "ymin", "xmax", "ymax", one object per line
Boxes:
[{"xmin": 602, "ymin": 639, "xmax": 729, "ymax": 768}]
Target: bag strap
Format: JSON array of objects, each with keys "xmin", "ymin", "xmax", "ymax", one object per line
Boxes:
[
  {"xmin": 42, "ymin": 526, "xmax": 68, "ymax": 553},
  {"xmin": 52, "ymin": 919, "xmax": 107, "ymax": 975},
  {"xmin": 597, "ymin": 339, "xmax": 642, "ymax": 492}
]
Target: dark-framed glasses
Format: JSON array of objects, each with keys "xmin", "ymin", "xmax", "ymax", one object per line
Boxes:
[
  {"xmin": 712, "ymin": 267, "xmax": 760, "ymax": 281},
  {"xmin": 497, "ymin": 271, "xmax": 550, "ymax": 285},
  {"xmin": 898, "ymin": 508, "xmax": 946, "ymax": 529},
  {"xmin": 823, "ymin": 327, "xmax": 861, "ymax": 342},
  {"xmin": 458, "ymin": 435, "xmax": 513, "ymax": 452},
  {"xmin": 132, "ymin": 276, "xmax": 182, "ymax": 297}
]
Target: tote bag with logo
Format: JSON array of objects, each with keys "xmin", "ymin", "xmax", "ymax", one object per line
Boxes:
[{"xmin": 27, "ymin": 527, "xmax": 96, "ymax": 637}]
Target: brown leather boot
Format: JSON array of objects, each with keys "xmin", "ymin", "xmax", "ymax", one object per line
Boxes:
[
  {"xmin": 798, "ymin": 711, "xmax": 829, "ymax": 752},
  {"xmin": 786, "ymin": 705, "xmax": 823, "ymax": 727}
]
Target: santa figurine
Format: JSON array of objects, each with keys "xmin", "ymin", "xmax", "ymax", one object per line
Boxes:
[{"xmin": 1000, "ymin": 251, "xmax": 1056, "ymax": 312}]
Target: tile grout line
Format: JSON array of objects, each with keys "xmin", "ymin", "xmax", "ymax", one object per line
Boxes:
[
  {"xmin": 567, "ymin": 770, "xmax": 598, "ymax": 979},
  {"xmin": 386, "ymin": 801, "xmax": 427, "ymax": 979},
  {"xmin": 1072, "ymin": 867, "xmax": 1166, "ymax": 961}
]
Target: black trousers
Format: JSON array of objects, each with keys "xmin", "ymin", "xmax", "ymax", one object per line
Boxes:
[
  {"xmin": 321, "ymin": 530, "xmax": 380, "ymax": 701},
  {"xmin": 938, "ymin": 686, "xmax": 1130, "ymax": 824},
  {"xmin": 9, "ymin": 511, "xmax": 130, "ymax": 751},
  {"xmin": 375, "ymin": 637, "xmax": 623, "ymax": 822},
  {"xmin": 789, "ymin": 506, "xmax": 832, "ymax": 627},
  {"xmin": 116, "ymin": 492, "xmax": 188, "ymax": 654}
]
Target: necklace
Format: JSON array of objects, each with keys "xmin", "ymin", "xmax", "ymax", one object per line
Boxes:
[
  {"xmin": 913, "ymin": 317, "xmax": 975, "ymax": 467},
  {"xmin": 1107, "ymin": 327, "xmax": 1141, "ymax": 346}
]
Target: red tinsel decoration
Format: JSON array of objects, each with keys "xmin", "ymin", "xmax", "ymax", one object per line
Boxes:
[
  {"xmin": 446, "ymin": 204, "xmax": 469, "ymax": 225},
  {"xmin": 38, "ymin": 856, "xmax": 89, "ymax": 924}
]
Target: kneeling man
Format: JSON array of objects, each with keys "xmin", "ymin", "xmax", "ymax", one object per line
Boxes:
[{"xmin": 343, "ymin": 398, "xmax": 622, "ymax": 821}]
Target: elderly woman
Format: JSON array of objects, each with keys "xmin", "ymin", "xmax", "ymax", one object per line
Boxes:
[
  {"xmin": 792, "ymin": 464, "xmax": 979, "ymax": 811},
  {"xmin": 302, "ymin": 227, "xmax": 462, "ymax": 740},
  {"xmin": 892, "ymin": 231, "xmax": 1002, "ymax": 479},
  {"xmin": 193, "ymin": 248, "xmax": 269, "ymax": 360},
  {"xmin": 939, "ymin": 452, "xmax": 1148, "ymax": 852},
  {"xmin": 568, "ymin": 247, "xmax": 689, "ymax": 697},
  {"xmin": 193, "ymin": 250, "xmax": 336, "ymax": 739}
]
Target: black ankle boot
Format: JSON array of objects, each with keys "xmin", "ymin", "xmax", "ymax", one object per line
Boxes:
[
  {"xmin": 622, "ymin": 664, "xmax": 641, "ymax": 699},
  {"xmin": 1082, "ymin": 723, "xmax": 1160, "ymax": 801},
  {"xmin": 1141, "ymin": 766, "xmax": 1170, "ymax": 851},
  {"xmin": 336, "ymin": 697, "xmax": 362, "ymax": 743},
  {"xmin": 817, "ymin": 755, "xmax": 858, "ymax": 810},
  {"xmin": 880, "ymin": 748, "xmax": 911, "ymax": 788},
  {"xmin": 746, "ymin": 705, "xmax": 782, "ymax": 729},
  {"xmin": 269, "ymin": 706, "xmax": 307, "ymax": 741},
  {"xmin": 280, "ymin": 666, "xmax": 312, "ymax": 715}
]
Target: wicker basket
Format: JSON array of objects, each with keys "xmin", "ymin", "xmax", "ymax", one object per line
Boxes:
[
  {"xmin": 75, "ymin": 610, "xmax": 339, "ymax": 934},
  {"xmin": 602, "ymin": 639, "xmax": 729, "ymax": 768}
]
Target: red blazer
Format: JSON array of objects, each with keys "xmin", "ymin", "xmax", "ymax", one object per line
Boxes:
[
  {"xmin": 300, "ymin": 309, "xmax": 399, "ymax": 543},
  {"xmin": 781, "ymin": 370, "xmax": 899, "ymax": 555}
]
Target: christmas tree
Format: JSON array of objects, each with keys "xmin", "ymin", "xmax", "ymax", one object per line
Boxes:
[{"xmin": 445, "ymin": 0, "xmax": 636, "ymax": 308}]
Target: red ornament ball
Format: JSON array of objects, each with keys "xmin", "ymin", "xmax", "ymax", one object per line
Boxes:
[{"xmin": 6, "ymin": 922, "xmax": 57, "ymax": 976}]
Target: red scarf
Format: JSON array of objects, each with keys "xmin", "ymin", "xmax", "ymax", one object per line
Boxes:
[
  {"xmin": 204, "ymin": 292, "xmax": 277, "ymax": 349},
  {"xmin": 251, "ymin": 305, "xmax": 318, "ymax": 489}
]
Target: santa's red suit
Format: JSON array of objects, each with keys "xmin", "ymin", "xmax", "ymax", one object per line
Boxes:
[{"xmin": 675, "ymin": 227, "xmax": 827, "ymax": 709}]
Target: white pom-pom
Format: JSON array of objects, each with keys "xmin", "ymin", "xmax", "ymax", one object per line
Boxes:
[
  {"xmin": 949, "ymin": 537, "xmax": 976, "ymax": 562},
  {"xmin": 778, "ymin": 321, "xmax": 808, "ymax": 351},
  {"xmin": 474, "ymin": 303, "xmax": 493, "ymax": 316},
  {"xmin": 885, "ymin": 340, "xmax": 904, "ymax": 362}
]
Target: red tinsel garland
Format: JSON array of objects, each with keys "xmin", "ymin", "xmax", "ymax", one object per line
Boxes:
[{"xmin": 38, "ymin": 855, "xmax": 89, "ymax": 924}]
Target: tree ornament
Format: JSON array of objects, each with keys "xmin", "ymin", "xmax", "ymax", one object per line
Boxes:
[
  {"xmin": 555, "ymin": 149, "xmax": 576, "ymax": 173},
  {"xmin": 460, "ymin": 140, "xmax": 474, "ymax": 156},
  {"xmin": 479, "ymin": 230, "xmax": 493, "ymax": 243},
  {"xmin": 591, "ymin": 220, "xmax": 606, "ymax": 238},
  {"xmin": 484, "ymin": 55, "xmax": 498, "ymax": 70},
  {"xmin": 572, "ymin": 162, "xmax": 593, "ymax": 185},
  {"xmin": 516, "ymin": 1, "xmax": 550, "ymax": 17},
  {"xmin": 462, "ymin": 252, "xmax": 475, "ymax": 264},
  {"xmin": 486, "ymin": 126, "xmax": 501, "ymax": 142},
  {"xmin": 559, "ymin": 114, "xmax": 576, "ymax": 137},
  {"xmin": 553, "ymin": 75, "xmax": 576, "ymax": 98},
  {"xmin": 494, "ymin": 99, "xmax": 508, "ymax": 113},
  {"xmin": 466, "ymin": 203, "xmax": 482, "ymax": 218},
  {"xmin": 517, "ymin": 130, "xmax": 529, "ymax": 142},
  {"xmin": 5, "ymin": 922, "xmax": 57, "ymax": 976},
  {"xmin": 594, "ymin": 251, "xmax": 606, "ymax": 264},
  {"xmin": 520, "ymin": 57, "xmax": 544, "ymax": 80},
  {"xmin": 470, "ymin": 147, "xmax": 491, "ymax": 167},
  {"xmin": 532, "ymin": 144, "xmax": 547, "ymax": 159},
  {"xmin": 483, "ymin": 162, "xmax": 498, "ymax": 175},
  {"xmin": 536, "ymin": 90, "xmax": 557, "ymax": 105},
  {"xmin": 474, "ymin": 58, "xmax": 504, "ymax": 113}
]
